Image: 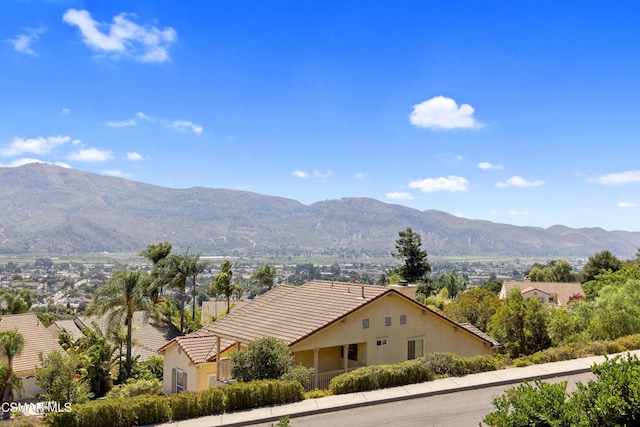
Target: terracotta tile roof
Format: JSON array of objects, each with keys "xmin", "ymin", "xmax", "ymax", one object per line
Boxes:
[
  {"xmin": 502, "ymin": 281, "xmax": 585, "ymax": 305},
  {"xmin": 459, "ymin": 323, "xmax": 501, "ymax": 348},
  {"xmin": 0, "ymin": 313, "xmax": 66, "ymax": 376},
  {"xmin": 47, "ymin": 319, "xmax": 85, "ymax": 342},
  {"xmin": 78, "ymin": 311, "xmax": 180, "ymax": 362},
  {"xmin": 158, "ymin": 335, "xmax": 235, "ymax": 364},
  {"xmin": 195, "ymin": 281, "xmax": 390, "ymax": 345}
]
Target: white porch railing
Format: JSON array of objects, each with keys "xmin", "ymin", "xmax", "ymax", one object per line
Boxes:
[
  {"xmin": 217, "ymin": 359, "xmax": 234, "ymax": 383},
  {"xmin": 308, "ymin": 367, "xmax": 358, "ymax": 391}
]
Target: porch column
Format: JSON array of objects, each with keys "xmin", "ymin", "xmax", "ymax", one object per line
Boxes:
[
  {"xmin": 215, "ymin": 336, "xmax": 221, "ymax": 381},
  {"xmin": 313, "ymin": 348, "xmax": 319, "ymax": 389},
  {"xmin": 343, "ymin": 344, "xmax": 348, "ymax": 372}
]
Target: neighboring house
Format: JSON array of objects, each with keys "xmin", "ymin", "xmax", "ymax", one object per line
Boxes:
[
  {"xmin": 200, "ymin": 300, "xmax": 248, "ymax": 325},
  {"xmin": 159, "ymin": 280, "xmax": 499, "ymax": 394},
  {"xmin": 499, "ymin": 280, "xmax": 586, "ymax": 306},
  {"xmin": 0, "ymin": 313, "xmax": 66, "ymax": 400},
  {"xmin": 48, "ymin": 311, "xmax": 180, "ymax": 362}
]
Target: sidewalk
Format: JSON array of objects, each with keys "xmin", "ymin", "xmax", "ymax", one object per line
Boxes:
[{"xmin": 152, "ymin": 350, "xmax": 640, "ymax": 427}]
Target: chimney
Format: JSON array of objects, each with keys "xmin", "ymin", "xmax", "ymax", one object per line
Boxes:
[{"xmin": 361, "ymin": 286, "xmax": 365, "ymax": 298}]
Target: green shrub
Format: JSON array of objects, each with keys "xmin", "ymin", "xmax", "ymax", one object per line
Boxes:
[
  {"xmin": 483, "ymin": 353, "xmax": 640, "ymax": 426},
  {"xmin": 464, "ymin": 355, "xmax": 499, "ymax": 374},
  {"xmin": 198, "ymin": 387, "xmax": 226, "ymax": 415},
  {"xmin": 569, "ymin": 353, "xmax": 640, "ymax": 426},
  {"xmin": 304, "ymin": 388, "xmax": 332, "ymax": 399},
  {"xmin": 329, "ymin": 361, "xmax": 433, "ymax": 395},
  {"xmin": 46, "ymin": 396, "xmax": 172, "ymax": 427},
  {"xmin": 281, "ymin": 364, "xmax": 313, "ymax": 390},
  {"xmin": 483, "ymin": 380, "xmax": 570, "ymax": 427},
  {"xmin": 168, "ymin": 391, "xmax": 207, "ymax": 420},
  {"xmin": 614, "ymin": 334, "xmax": 640, "ymax": 350},
  {"xmin": 420, "ymin": 353, "xmax": 469, "ymax": 377},
  {"xmin": 224, "ymin": 380, "xmax": 303, "ymax": 411},
  {"xmin": 329, "ymin": 368, "xmax": 378, "ymax": 394},
  {"xmin": 527, "ymin": 345, "xmax": 577, "ymax": 365},
  {"xmin": 106, "ymin": 378, "xmax": 163, "ymax": 399},
  {"xmin": 127, "ymin": 395, "xmax": 172, "ymax": 426}
]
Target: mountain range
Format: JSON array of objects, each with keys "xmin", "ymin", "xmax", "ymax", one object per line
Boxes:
[{"xmin": 1, "ymin": 163, "xmax": 639, "ymax": 259}]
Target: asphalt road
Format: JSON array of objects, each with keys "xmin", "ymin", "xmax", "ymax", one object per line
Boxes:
[{"xmin": 247, "ymin": 372, "xmax": 595, "ymax": 427}]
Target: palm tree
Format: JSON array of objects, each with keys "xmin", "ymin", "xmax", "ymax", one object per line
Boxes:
[
  {"xmin": 76, "ymin": 324, "xmax": 116, "ymax": 397},
  {"xmin": 157, "ymin": 254, "xmax": 190, "ymax": 333},
  {"xmin": 139, "ymin": 241, "xmax": 172, "ymax": 304},
  {"xmin": 186, "ymin": 254, "xmax": 209, "ymax": 322},
  {"xmin": 252, "ymin": 264, "xmax": 277, "ymax": 291},
  {"xmin": 211, "ymin": 259, "xmax": 234, "ymax": 313},
  {"xmin": 89, "ymin": 270, "xmax": 151, "ymax": 379},
  {"xmin": 0, "ymin": 329, "xmax": 24, "ymax": 419}
]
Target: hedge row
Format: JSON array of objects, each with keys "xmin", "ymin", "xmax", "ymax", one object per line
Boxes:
[
  {"xmin": 329, "ymin": 353, "xmax": 498, "ymax": 395},
  {"xmin": 513, "ymin": 333, "xmax": 640, "ymax": 367},
  {"xmin": 45, "ymin": 380, "xmax": 303, "ymax": 427}
]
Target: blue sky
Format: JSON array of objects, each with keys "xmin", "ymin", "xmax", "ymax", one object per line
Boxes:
[{"xmin": 2, "ymin": 1, "xmax": 640, "ymax": 232}]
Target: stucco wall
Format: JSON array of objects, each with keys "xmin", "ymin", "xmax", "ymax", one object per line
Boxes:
[
  {"xmin": 161, "ymin": 345, "xmax": 199, "ymax": 395},
  {"xmin": 291, "ymin": 292, "xmax": 492, "ymax": 370}
]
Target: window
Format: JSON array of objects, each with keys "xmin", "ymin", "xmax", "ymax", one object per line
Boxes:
[
  {"xmin": 208, "ymin": 375, "xmax": 217, "ymax": 388},
  {"xmin": 385, "ymin": 316, "xmax": 392, "ymax": 326},
  {"xmin": 400, "ymin": 315, "xmax": 407, "ymax": 325},
  {"xmin": 376, "ymin": 337, "xmax": 388, "ymax": 347},
  {"xmin": 362, "ymin": 318, "xmax": 370, "ymax": 329},
  {"xmin": 407, "ymin": 338, "xmax": 424, "ymax": 360},
  {"xmin": 341, "ymin": 343, "xmax": 358, "ymax": 361},
  {"xmin": 175, "ymin": 369, "xmax": 186, "ymax": 393}
]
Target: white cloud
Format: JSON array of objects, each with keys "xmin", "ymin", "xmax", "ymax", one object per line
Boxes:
[
  {"xmin": 455, "ymin": 212, "xmax": 465, "ymax": 218},
  {"xmin": 385, "ymin": 192, "xmax": 414, "ymax": 200},
  {"xmin": 355, "ymin": 172, "xmax": 366, "ymax": 180},
  {"xmin": 508, "ymin": 210, "xmax": 529, "ymax": 216},
  {"xmin": 107, "ymin": 119, "xmax": 137, "ymax": 128},
  {"xmin": 0, "ymin": 136, "xmax": 71, "ymax": 157},
  {"xmin": 314, "ymin": 170, "xmax": 332, "ymax": 179},
  {"xmin": 126, "ymin": 152, "xmax": 143, "ymax": 161},
  {"xmin": 102, "ymin": 169, "xmax": 129, "ymax": 178},
  {"xmin": 55, "ymin": 162, "xmax": 72, "ymax": 168},
  {"xmin": 7, "ymin": 158, "xmax": 46, "ymax": 167},
  {"xmin": 478, "ymin": 162, "xmax": 504, "ymax": 170},
  {"xmin": 6, "ymin": 27, "xmax": 46, "ymax": 55},
  {"xmin": 62, "ymin": 9, "xmax": 176, "ymax": 63},
  {"xmin": 172, "ymin": 120, "xmax": 203, "ymax": 135},
  {"xmin": 410, "ymin": 96, "xmax": 483, "ymax": 130},
  {"xmin": 589, "ymin": 170, "xmax": 640, "ymax": 185},
  {"xmin": 618, "ymin": 202, "xmax": 636, "ymax": 208},
  {"xmin": 68, "ymin": 148, "xmax": 113, "ymax": 162},
  {"xmin": 409, "ymin": 176, "xmax": 469, "ymax": 192},
  {"xmin": 496, "ymin": 176, "xmax": 546, "ymax": 188},
  {"xmin": 59, "ymin": 108, "xmax": 70, "ymax": 115},
  {"xmin": 293, "ymin": 170, "xmax": 308, "ymax": 178},
  {"xmin": 137, "ymin": 111, "xmax": 153, "ymax": 121}
]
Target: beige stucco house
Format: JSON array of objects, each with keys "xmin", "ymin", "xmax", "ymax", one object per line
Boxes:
[
  {"xmin": 0, "ymin": 313, "xmax": 67, "ymax": 400},
  {"xmin": 158, "ymin": 280, "xmax": 499, "ymax": 393},
  {"xmin": 500, "ymin": 280, "xmax": 586, "ymax": 306}
]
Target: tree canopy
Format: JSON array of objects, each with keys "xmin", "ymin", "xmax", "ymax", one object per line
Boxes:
[
  {"xmin": 579, "ymin": 250, "xmax": 622, "ymax": 284},
  {"xmin": 391, "ymin": 227, "xmax": 431, "ymax": 283},
  {"xmin": 230, "ymin": 337, "xmax": 293, "ymax": 382},
  {"xmin": 527, "ymin": 260, "xmax": 576, "ymax": 283},
  {"xmin": 487, "ymin": 288, "xmax": 551, "ymax": 358},
  {"xmin": 443, "ymin": 287, "xmax": 500, "ymax": 331}
]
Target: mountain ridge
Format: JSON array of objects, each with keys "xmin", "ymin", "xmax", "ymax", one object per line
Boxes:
[{"xmin": 1, "ymin": 163, "xmax": 639, "ymax": 258}]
